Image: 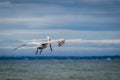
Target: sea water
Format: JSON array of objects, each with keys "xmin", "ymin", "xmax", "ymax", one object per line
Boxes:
[{"xmin": 0, "ymin": 59, "xmax": 120, "ymax": 80}]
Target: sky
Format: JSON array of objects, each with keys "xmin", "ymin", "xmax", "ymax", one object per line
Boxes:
[{"xmin": 0, "ymin": 0, "xmax": 120, "ymax": 56}]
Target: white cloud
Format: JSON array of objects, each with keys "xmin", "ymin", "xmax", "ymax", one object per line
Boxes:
[
  {"xmin": 0, "ymin": 0, "xmax": 119, "ymax": 28},
  {"xmin": 0, "ymin": 15, "xmax": 118, "ymax": 23},
  {"xmin": 0, "ymin": 30, "xmax": 120, "ymax": 40},
  {"xmin": 0, "ymin": 2, "xmax": 119, "ymax": 18},
  {"xmin": 66, "ymin": 39, "xmax": 120, "ymax": 44},
  {"xmin": 55, "ymin": 46, "xmax": 120, "ymax": 51},
  {"xmin": 0, "ymin": 30, "xmax": 58, "ymax": 35},
  {"xmin": 0, "ymin": 15, "xmax": 118, "ymax": 28}
]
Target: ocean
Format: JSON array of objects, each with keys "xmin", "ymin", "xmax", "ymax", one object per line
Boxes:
[{"xmin": 0, "ymin": 58, "xmax": 120, "ymax": 80}]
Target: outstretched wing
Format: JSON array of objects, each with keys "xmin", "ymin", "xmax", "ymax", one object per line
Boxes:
[
  {"xmin": 13, "ymin": 42, "xmax": 41, "ymax": 51},
  {"xmin": 48, "ymin": 39, "xmax": 65, "ymax": 47},
  {"xmin": 57, "ymin": 39, "xmax": 65, "ymax": 47},
  {"xmin": 13, "ymin": 44, "xmax": 27, "ymax": 51}
]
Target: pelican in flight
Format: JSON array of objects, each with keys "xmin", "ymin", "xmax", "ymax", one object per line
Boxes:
[{"xmin": 13, "ymin": 36, "xmax": 65, "ymax": 54}]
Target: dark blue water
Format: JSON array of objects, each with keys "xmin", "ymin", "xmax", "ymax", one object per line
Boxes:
[{"xmin": 0, "ymin": 56, "xmax": 120, "ymax": 60}]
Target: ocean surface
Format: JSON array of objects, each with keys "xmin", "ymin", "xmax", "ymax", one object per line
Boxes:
[{"xmin": 0, "ymin": 59, "xmax": 120, "ymax": 80}]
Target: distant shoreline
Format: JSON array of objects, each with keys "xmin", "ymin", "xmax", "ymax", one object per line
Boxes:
[{"xmin": 0, "ymin": 56, "xmax": 120, "ymax": 60}]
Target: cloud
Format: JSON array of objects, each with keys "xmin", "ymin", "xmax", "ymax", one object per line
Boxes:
[
  {"xmin": 0, "ymin": 15, "xmax": 118, "ymax": 23},
  {"xmin": 80, "ymin": 0, "xmax": 120, "ymax": 4},
  {"xmin": 55, "ymin": 46, "xmax": 120, "ymax": 51},
  {"xmin": 0, "ymin": 30, "xmax": 58, "ymax": 35},
  {"xmin": 0, "ymin": 1, "xmax": 11, "ymax": 6},
  {"xmin": 0, "ymin": 30, "xmax": 120, "ymax": 40},
  {"xmin": 0, "ymin": 2, "xmax": 119, "ymax": 18},
  {"xmin": 0, "ymin": 0, "xmax": 119, "ymax": 31},
  {"xmin": 66, "ymin": 39, "xmax": 120, "ymax": 44},
  {"xmin": 1, "ymin": 0, "xmax": 119, "ymax": 5},
  {"xmin": 0, "ymin": 15, "xmax": 119, "ymax": 31}
]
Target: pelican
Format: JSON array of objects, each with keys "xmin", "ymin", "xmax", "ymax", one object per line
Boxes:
[{"xmin": 13, "ymin": 36, "xmax": 65, "ymax": 54}]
